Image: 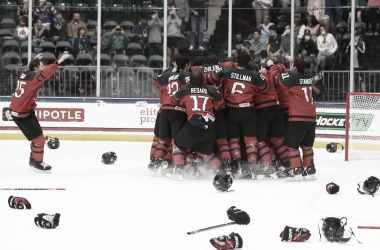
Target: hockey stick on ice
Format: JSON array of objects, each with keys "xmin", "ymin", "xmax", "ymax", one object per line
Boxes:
[
  {"xmin": 358, "ymin": 226, "xmax": 380, "ymax": 229},
  {"xmin": 0, "ymin": 188, "xmax": 66, "ymax": 190},
  {"xmin": 187, "ymin": 222, "xmax": 237, "ymax": 235}
]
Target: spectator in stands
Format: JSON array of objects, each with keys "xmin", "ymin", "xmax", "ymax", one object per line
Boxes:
[
  {"xmin": 281, "ymin": 25, "xmax": 291, "ymax": 56},
  {"xmin": 305, "ymin": 15, "xmax": 320, "ymax": 43},
  {"xmin": 14, "ymin": 17, "xmax": 29, "ymax": 42},
  {"xmin": 89, "ymin": 25, "xmax": 98, "ymax": 57},
  {"xmin": 347, "ymin": 0, "xmax": 365, "ymax": 23},
  {"xmin": 267, "ymin": 25, "xmax": 281, "ymax": 57},
  {"xmin": 189, "ymin": 0, "xmax": 206, "ymax": 51},
  {"xmin": 316, "ymin": 24, "xmax": 338, "ymax": 70},
  {"xmin": 346, "ymin": 30, "xmax": 366, "ymax": 92},
  {"xmin": 322, "ymin": 15, "xmax": 336, "ymax": 38},
  {"xmin": 167, "ymin": 4, "xmax": 182, "ymax": 66},
  {"xmin": 260, "ymin": 50, "xmax": 267, "ymax": 63},
  {"xmin": 35, "ymin": 0, "xmax": 56, "ymax": 28},
  {"xmin": 295, "ymin": 13, "xmax": 305, "ymax": 44},
  {"xmin": 367, "ymin": 0, "xmax": 380, "ymax": 35},
  {"xmin": 248, "ymin": 29, "xmax": 267, "ymax": 57},
  {"xmin": 148, "ymin": 11, "xmax": 163, "ymax": 57},
  {"xmin": 68, "ymin": 13, "xmax": 87, "ymax": 43},
  {"xmin": 308, "ymin": 0, "xmax": 325, "ymax": 21},
  {"xmin": 311, "ymin": 70, "xmax": 324, "ymax": 101},
  {"xmin": 251, "ymin": 0, "xmax": 273, "ymax": 28},
  {"xmin": 49, "ymin": 12, "xmax": 67, "ymax": 44},
  {"xmin": 297, "ymin": 29, "xmax": 318, "ymax": 68},
  {"xmin": 325, "ymin": 0, "xmax": 343, "ymax": 24},
  {"xmin": 108, "ymin": 25, "xmax": 130, "ymax": 55},
  {"xmin": 32, "ymin": 19, "xmax": 47, "ymax": 49},
  {"xmin": 72, "ymin": 27, "xmax": 91, "ymax": 57},
  {"xmin": 232, "ymin": 31, "xmax": 245, "ymax": 54},
  {"xmin": 259, "ymin": 14, "xmax": 274, "ymax": 43},
  {"xmin": 18, "ymin": 0, "xmax": 33, "ymax": 25},
  {"xmin": 174, "ymin": 0, "xmax": 189, "ymax": 34},
  {"xmin": 134, "ymin": 16, "xmax": 149, "ymax": 48},
  {"xmin": 282, "ymin": 0, "xmax": 300, "ymax": 7}
]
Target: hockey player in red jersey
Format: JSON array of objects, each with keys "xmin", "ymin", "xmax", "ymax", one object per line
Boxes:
[
  {"xmin": 208, "ymin": 51, "xmax": 270, "ymax": 178},
  {"xmin": 153, "ymin": 55, "xmax": 191, "ymax": 168},
  {"xmin": 170, "ymin": 69, "xmax": 225, "ymax": 177},
  {"xmin": 274, "ymin": 57, "xmax": 316, "ymax": 181},
  {"xmin": 9, "ymin": 53, "xmax": 70, "ymax": 173}
]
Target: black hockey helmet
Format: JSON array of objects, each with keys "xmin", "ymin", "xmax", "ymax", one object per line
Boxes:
[
  {"xmin": 326, "ymin": 143, "xmax": 344, "ymax": 153},
  {"xmin": 101, "ymin": 151, "xmax": 117, "ymax": 165},
  {"xmin": 46, "ymin": 136, "xmax": 60, "ymax": 149},
  {"xmin": 357, "ymin": 176, "xmax": 380, "ymax": 196},
  {"xmin": 319, "ymin": 217, "xmax": 361, "ymax": 244},
  {"xmin": 213, "ymin": 173, "xmax": 233, "ymax": 192}
]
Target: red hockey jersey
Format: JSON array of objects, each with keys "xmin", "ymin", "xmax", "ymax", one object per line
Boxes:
[
  {"xmin": 208, "ymin": 65, "xmax": 269, "ymax": 108},
  {"xmin": 154, "ymin": 71, "xmax": 191, "ymax": 111},
  {"xmin": 171, "ymin": 84, "xmax": 225, "ymax": 122},
  {"xmin": 275, "ymin": 70, "xmax": 316, "ymax": 122},
  {"xmin": 9, "ymin": 61, "xmax": 59, "ymax": 117},
  {"xmin": 268, "ymin": 64, "xmax": 289, "ymax": 114}
]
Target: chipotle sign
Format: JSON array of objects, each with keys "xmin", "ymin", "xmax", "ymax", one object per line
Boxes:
[{"xmin": 2, "ymin": 108, "xmax": 84, "ymax": 122}]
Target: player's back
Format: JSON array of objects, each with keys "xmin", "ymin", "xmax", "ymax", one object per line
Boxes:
[
  {"xmin": 10, "ymin": 70, "xmax": 43, "ymax": 114},
  {"xmin": 279, "ymin": 70, "xmax": 316, "ymax": 122},
  {"xmin": 172, "ymin": 84, "xmax": 224, "ymax": 122},
  {"xmin": 154, "ymin": 71, "xmax": 190, "ymax": 110}
]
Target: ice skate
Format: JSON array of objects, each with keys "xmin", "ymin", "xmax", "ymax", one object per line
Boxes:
[
  {"xmin": 222, "ymin": 159, "xmax": 232, "ymax": 176},
  {"xmin": 29, "ymin": 158, "xmax": 52, "ymax": 173},
  {"xmin": 302, "ymin": 162, "xmax": 317, "ymax": 181},
  {"xmin": 166, "ymin": 164, "xmax": 184, "ymax": 181},
  {"xmin": 286, "ymin": 167, "xmax": 304, "ymax": 182}
]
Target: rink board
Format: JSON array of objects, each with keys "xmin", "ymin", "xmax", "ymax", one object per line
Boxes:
[{"xmin": 0, "ymin": 98, "xmax": 347, "ymax": 145}]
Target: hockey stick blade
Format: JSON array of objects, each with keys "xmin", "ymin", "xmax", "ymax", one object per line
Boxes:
[
  {"xmin": 187, "ymin": 222, "xmax": 236, "ymax": 235},
  {"xmin": 358, "ymin": 226, "xmax": 380, "ymax": 229},
  {"xmin": 166, "ymin": 173, "xmax": 183, "ymax": 181}
]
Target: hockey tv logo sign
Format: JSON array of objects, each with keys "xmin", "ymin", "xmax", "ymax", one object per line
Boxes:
[
  {"xmin": 316, "ymin": 113, "xmax": 346, "ymax": 130},
  {"xmin": 2, "ymin": 108, "xmax": 84, "ymax": 122}
]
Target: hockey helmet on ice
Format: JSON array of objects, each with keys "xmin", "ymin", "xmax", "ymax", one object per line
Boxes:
[
  {"xmin": 319, "ymin": 217, "xmax": 361, "ymax": 244},
  {"xmin": 213, "ymin": 173, "xmax": 233, "ymax": 192},
  {"xmin": 357, "ymin": 176, "xmax": 380, "ymax": 196},
  {"xmin": 46, "ymin": 136, "xmax": 60, "ymax": 149},
  {"xmin": 326, "ymin": 143, "xmax": 344, "ymax": 153},
  {"xmin": 101, "ymin": 151, "xmax": 117, "ymax": 165}
]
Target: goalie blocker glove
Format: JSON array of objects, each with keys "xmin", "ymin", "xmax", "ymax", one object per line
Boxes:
[
  {"xmin": 35, "ymin": 213, "xmax": 60, "ymax": 229},
  {"xmin": 210, "ymin": 232, "xmax": 243, "ymax": 250},
  {"xmin": 8, "ymin": 196, "xmax": 31, "ymax": 209},
  {"xmin": 227, "ymin": 206, "xmax": 250, "ymax": 225},
  {"xmin": 280, "ymin": 226, "xmax": 311, "ymax": 242},
  {"xmin": 326, "ymin": 182, "xmax": 340, "ymax": 194}
]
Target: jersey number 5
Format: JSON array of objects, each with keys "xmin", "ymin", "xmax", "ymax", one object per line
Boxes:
[
  {"xmin": 191, "ymin": 95, "xmax": 209, "ymax": 111},
  {"xmin": 14, "ymin": 80, "xmax": 27, "ymax": 98},
  {"xmin": 301, "ymin": 87, "xmax": 314, "ymax": 104}
]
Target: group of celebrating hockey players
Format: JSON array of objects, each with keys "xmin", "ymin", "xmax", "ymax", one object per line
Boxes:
[{"xmin": 149, "ymin": 50, "xmax": 317, "ymax": 182}]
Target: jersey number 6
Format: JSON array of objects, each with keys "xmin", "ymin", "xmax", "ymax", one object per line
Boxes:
[
  {"xmin": 231, "ymin": 82, "xmax": 245, "ymax": 94},
  {"xmin": 14, "ymin": 80, "xmax": 27, "ymax": 98}
]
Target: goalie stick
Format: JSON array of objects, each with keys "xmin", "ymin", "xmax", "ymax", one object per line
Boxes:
[
  {"xmin": 0, "ymin": 188, "xmax": 66, "ymax": 190},
  {"xmin": 358, "ymin": 226, "xmax": 380, "ymax": 229},
  {"xmin": 187, "ymin": 222, "xmax": 237, "ymax": 235}
]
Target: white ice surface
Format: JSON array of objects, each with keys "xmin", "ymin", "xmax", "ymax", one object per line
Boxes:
[{"xmin": 0, "ymin": 140, "xmax": 379, "ymax": 250}]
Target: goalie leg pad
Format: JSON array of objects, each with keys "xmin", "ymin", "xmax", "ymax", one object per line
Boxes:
[
  {"xmin": 210, "ymin": 232, "xmax": 243, "ymax": 250},
  {"xmin": 34, "ymin": 213, "xmax": 60, "ymax": 229}
]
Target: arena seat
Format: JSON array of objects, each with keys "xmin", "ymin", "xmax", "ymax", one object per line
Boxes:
[
  {"xmin": 40, "ymin": 41, "xmax": 56, "ymax": 53},
  {"xmin": 56, "ymin": 41, "xmax": 73, "ymax": 55},
  {"xmin": 2, "ymin": 39, "xmax": 19, "ymax": 53},
  {"xmin": 113, "ymin": 54, "xmax": 130, "ymax": 68},
  {"xmin": 76, "ymin": 53, "xmax": 93, "ymax": 66},
  {"xmin": 130, "ymin": 55, "xmax": 148, "ymax": 67},
  {"xmin": 58, "ymin": 53, "xmax": 76, "ymax": 66},
  {"xmin": 148, "ymin": 55, "xmax": 163, "ymax": 68}
]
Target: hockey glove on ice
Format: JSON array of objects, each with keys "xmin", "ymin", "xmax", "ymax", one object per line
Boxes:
[
  {"xmin": 210, "ymin": 232, "xmax": 243, "ymax": 250},
  {"xmin": 8, "ymin": 196, "xmax": 31, "ymax": 209},
  {"xmin": 227, "ymin": 206, "xmax": 250, "ymax": 225},
  {"xmin": 326, "ymin": 182, "xmax": 340, "ymax": 194},
  {"xmin": 280, "ymin": 226, "xmax": 311, "ymax": 242},
  {"xmin": 34, "ymin": 213, "xmax": 60, "ymax": 229}
]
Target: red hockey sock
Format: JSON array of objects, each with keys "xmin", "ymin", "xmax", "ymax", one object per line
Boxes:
[
  {"xmin": 288, "ymin": 148, "xmax": 302, "ymax": 169},
  {"xmin": 216, "ymin": 138, "xmax": 231, "ymax": 162},
  {"xmin": 301, "ymin": 146, "xmax": 314, "ymax": 167},
  {"xmin": 163, "ymin": 142, "xmax": 173, "ymax": 162},
  {"xmin": 270, "ymin": 137, "xmax": 288, "ymax": 161},
  {"xmin": 244, "ymin": 136, "xmax": 258, "ymax": 163},
  {"xmin": 31, "ymin": 134, "xmax": 45, "ymax": 162},
  {"xmin": 196, "ymin": 152, "xmax": 221, "ymax": 170},
  {"xmin": 150, "ymin": 135, "xmax": 159, "ymax": 158},
  {"xmin": 228, "ymin": 138, "xmax": 241, "ymax": 160},
  {"xmin": 265, "ymin": 138, "xmax": 276, "ymax": 157},
  {"xmin": 257, "ymin": 141, "xmax": 272, "ymax": 165},
  {"xmin": 172, "ymin": 143, "xmax": 185, "ymax": 166},
  {"xmin": 154, "ymin": 138, "xmax": 171, "ymax": 160}
]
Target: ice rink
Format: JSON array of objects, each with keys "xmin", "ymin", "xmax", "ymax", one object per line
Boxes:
[{"xmin": 0, "ymin": 140, "xmax": 379, "ymax": 250}]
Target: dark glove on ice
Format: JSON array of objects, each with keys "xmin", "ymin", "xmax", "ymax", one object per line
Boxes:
[
  {"xmin": 210, "ymin": 232, "xmax": 243, "ymax": 250},
  {"xmin": 280, "ymin": 226, "xmax": 311, "ymax": 242},
  {"xmin": 227, "ymin": 206, "xmax": 250, "ymax": 225},
  {"xmin": 8, "ymin": 196, "xmax": 31, "ymax": 209}
]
